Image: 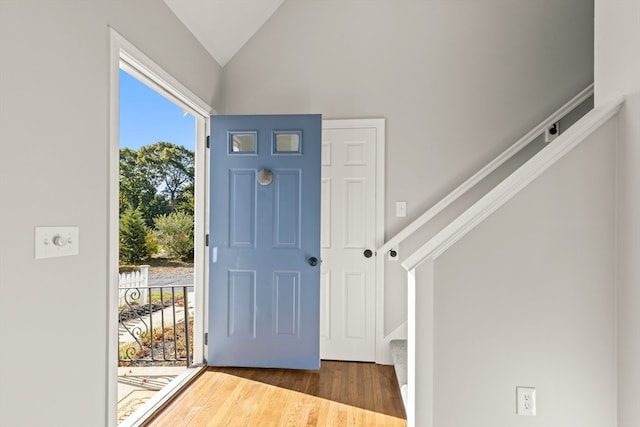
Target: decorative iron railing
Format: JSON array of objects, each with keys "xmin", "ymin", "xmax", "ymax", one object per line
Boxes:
[{"xmin": 118, "ymin": 284, "xmax": 193, "ymax": 367}]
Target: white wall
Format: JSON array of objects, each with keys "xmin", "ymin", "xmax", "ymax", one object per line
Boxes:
[
  {"xmin": 594, "ymin": 0, "xmax": 640, "ymax": 105},
  {"xmin": 595, "ymin": 1, "xmax": 640, "ymax": 425},
  {"xmin": 614, "ymin": 94, "xmax": 640, "ymax": 427},
  {"xmin": 0, "ymin": 1, "xmax": 221, "ymax": 426},
  {"xmin": 222, "ymin": 0, "xmax": 595, "ymax": 335},
  {"xmin": 431, "ymin": 118, "xmax": 617, "ymax": 426}
]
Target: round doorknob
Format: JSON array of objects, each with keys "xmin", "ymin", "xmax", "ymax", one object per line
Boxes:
[
  {"xmin": 363, "ymin": 249, "xmax": 373, "ymax": 258},
  {"xmin": 308, "ymin": 257, "xmax": 318, "ymax": 266}
]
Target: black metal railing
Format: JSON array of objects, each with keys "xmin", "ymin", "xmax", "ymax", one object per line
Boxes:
[{"xmin": 118, "ymin": 284, "xmax": 193, "ymax": 367}]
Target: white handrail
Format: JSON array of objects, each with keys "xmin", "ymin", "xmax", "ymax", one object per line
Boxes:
[
  {"xmin": 402, "ymin": 97, "xmax": 623, "ymax": 272},
  {"xmin": 378, "ymin": 83, "xmax": 594, "ymax": 255}
]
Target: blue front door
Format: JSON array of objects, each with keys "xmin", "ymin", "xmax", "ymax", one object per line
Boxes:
[{"xmin": 208, "ymin": 114, "xmax": 321, "ymax": 369}]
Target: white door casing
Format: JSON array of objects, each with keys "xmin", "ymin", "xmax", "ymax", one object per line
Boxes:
[{"xmin": 320, "ymin": 119, "xmax": 385, "ymax": 362}]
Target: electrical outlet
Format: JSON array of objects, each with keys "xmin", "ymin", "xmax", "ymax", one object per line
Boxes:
[
  {"xmin": 516, "ymin": 386, "xmax": 536, "ymax": 416},
  {"xmin": 545, "ymin": 122, "xmax": 560, "ymax": 142}
]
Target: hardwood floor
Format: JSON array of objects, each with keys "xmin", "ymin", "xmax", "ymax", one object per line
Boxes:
[{"xmin": 144, "ymin": 361, "xmax": 406, "ymax": 427}]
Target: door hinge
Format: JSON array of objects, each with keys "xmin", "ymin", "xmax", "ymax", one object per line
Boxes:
[
  {"xmin": 206, "ymin": 135, "xmax": 210, "ymax": 148},
  {"xmin": 204, "ymin": 332, "xmax": 208, "ymax": 345},
  {"xmin": 205, "ymin": 234, "xmax": 209, "ymax": 247}
]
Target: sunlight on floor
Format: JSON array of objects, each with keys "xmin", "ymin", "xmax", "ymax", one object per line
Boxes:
[{"xmin": 146, "ymin": 365, "xmax": 406, "ymax": 427}]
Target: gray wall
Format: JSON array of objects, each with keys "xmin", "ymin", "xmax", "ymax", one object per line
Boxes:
[
  {"xmin": 595, "ymin": 1, "xmax": 640, "ymax": 425},
  {"xmin": 222, "ymin": 0, "xmax": 595, "ymax": 334},
  {"xmin": 0, "ymin": 1, "xmax": 221, "ymax": 426},
  {"xmin": 616, "ymin": 94, "xmax": 640, "ymax": 427},
  {"xmin": 432, "ymin": 118, "xmax": 617, "ymax": 426},
  {"xmin": 595, "ymin": 0, "xmax": 640, "ymax": 105}
]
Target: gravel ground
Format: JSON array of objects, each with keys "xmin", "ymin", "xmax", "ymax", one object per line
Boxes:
[{"xmin": 148, "ymin": 266, "xmax": 193, "ymax": 281}]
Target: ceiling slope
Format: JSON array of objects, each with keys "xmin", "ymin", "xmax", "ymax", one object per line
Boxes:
[{"xmin": 164, "ymin": 0, "xmax": 285, "ymax": 67}]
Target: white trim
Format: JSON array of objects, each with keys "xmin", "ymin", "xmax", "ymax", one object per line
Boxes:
[
  {"xmin": 203, "ymin": 119, "xmax": 211, "ymax": 360},
  {"xmin": 192, "ymin": 116, "xmax": 207, "ymax": 366},
  {"xmin": 116, "ymin": 36, "xmax": 214, "ymax": 117},
  {"xmin": 379, "ymin": 83, "xmax": 594, "ymax": 255},
  {"xmin": 322, "ymin": 118, "xmax": 386, "ymax": 364},
  {"xmin": 107, "ymin": 29, "xmax": 120, "ymax": 427},
  {"xmin": 402, "ymin": 97, "xmax": 623, "ymax": 272},
  {"xmin": 406, "ymin": 269, "xmax": 416, "ymax": 427},
  {"xmin": 406, "ymin": 260, "xmax": 434, "ymax": 427},
  {"xmin": 108, "ymin": 27, "xmax": 214, "ymax": 427}
]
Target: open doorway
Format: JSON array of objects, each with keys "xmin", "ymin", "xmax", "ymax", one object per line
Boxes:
[
  {"xmin": 109, "ymin": 29, "xmax": 212, "ymax": 427},
  {"xmin": 116, "ymin": 67, "xmax": 197, "ymax": 424}
]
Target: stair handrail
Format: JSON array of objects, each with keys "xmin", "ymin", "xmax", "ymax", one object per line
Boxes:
[
  {"xmin": 402, "ymin": 96, "xmax": 624, "ymax": 272},
  {"xmin": 378, "ymin": 83, "xmax": 594, "ymax": 255}
]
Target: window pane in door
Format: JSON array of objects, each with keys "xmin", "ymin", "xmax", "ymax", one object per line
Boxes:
[
  {"xmin": 230, "ymin": 132, "xmax": 257, "ymax": 153},
  {"xmin": 274, "ymin": 132, "xmax": 301, "ymax": 153}
]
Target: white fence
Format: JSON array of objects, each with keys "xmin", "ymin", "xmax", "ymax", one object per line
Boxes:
[{"xmin": 119, "ymin": 265, "xmax": 149, "ymax": 306}]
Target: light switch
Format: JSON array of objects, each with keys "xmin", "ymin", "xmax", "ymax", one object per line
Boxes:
[
  {"xmin": 35, "ymin": 226, "xmax": 79, "ymax": 259},
  {"xmin": 396, "ymin": 201, "xmax": 407, "ymax": 217}
]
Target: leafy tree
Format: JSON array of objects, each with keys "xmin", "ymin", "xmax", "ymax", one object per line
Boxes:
[
  {"xmin": 119, "ymin": 143, "xmax": 195, "ymax": 261},
  {"xmin": 119, "ymin": 148, "xmax": 169, "ymax": 226},
  {"xmin": 175, "ymin": 182, "xmax": 195, "ymax": 217},
  {"xmin": 119, "ymin": 208, "xmax": 150, "ymax": 263},
  {"xmin": 154, "ymin": 211, "xmax": 194, "ymax": 261},
  {"xmin": 120, "ymin": 143, "xmax": 195, "ymax": 226},
  {"xmin": 145, "ymin": 230, "xmax": 160, "ymax": 258},
  {"xmin": 138, "ymin": 142, "xmax": 194, "ymax": 214}
]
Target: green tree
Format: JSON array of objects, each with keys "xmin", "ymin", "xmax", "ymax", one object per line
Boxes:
[
  {"xmin": 174, "ymin": 182, "xmax": 195, "ymax": 217},
  {"xmin": 119, "ymin": 208, "xmax": 150, "ymax": 264},
  {"xmin": 154, "ymin": 211, "xmax": 194, "ymax": 261},
  {"xmin": 119, "ymin": 148, "xmax": 169, "ymax": 226},
  {"xmin": 138, "ymin": 142, "xmax": 194, "ymax": 214},
  {"xmin": 120, "ymin": 143, "xmax": 195, "ymax": 226}
]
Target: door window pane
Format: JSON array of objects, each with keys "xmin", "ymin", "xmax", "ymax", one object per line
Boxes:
[
  {"xmin": 273, "ymin": 132, "xmax": 301, "ymax": 154},
  {"xmin": 229, "ymin": 132, "xmax": 257, "ymax": 154}
]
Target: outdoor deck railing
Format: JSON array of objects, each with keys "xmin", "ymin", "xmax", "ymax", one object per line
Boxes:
[{"xmin": 118, "ymin": 284, "xmax": 193, "ymax": 367}]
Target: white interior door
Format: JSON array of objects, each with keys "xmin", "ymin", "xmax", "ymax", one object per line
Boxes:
[{"xmin": 320, "ymin": 121, "xmax": 379, "ymax": 361}]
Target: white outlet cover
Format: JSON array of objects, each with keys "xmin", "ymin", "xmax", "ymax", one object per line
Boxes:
[
  {"xmin": 516, "ymin": 386, "xmax": 536, "ymax": 416},
  {"xmin": 35, "ymin": 226, "xmax": 79, "ymax": 259}
]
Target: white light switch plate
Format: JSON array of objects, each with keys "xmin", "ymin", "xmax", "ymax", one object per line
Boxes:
[
  {"xmin": 395, "ymin": 201, "xmax": 407, "ymax": 217},
  {"xmin": 35, "ymin": 226, "xmax": 79, "ymax": 259}
]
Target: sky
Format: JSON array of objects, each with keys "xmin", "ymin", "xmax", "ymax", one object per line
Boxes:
[{"xmin": 119, "ymin": 69, "xmax": 195, "ymax": 151}]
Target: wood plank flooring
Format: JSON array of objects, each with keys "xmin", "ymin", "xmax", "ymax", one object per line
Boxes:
[{"xmin": 143, "ymin": 361, "xmax": 406, "ymax": 427}]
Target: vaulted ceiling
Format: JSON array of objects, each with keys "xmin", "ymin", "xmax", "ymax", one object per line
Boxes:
[{"xmin": 163, "ymin": 0, "xmax": 286, "ymax": 67}]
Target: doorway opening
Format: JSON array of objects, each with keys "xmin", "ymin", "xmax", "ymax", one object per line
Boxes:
[
  {"xmin": 109, "ymin": 29, "xmax": 212, "ymax": 427},
  {"xmin": 116, "ymin": 67, "xmax": 196, "ymax": 424}
]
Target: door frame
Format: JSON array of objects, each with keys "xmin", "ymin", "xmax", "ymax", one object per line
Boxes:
[
  {"xmin": 108, "ymin": 28, "xmax": 214, "ymax": 427},
  {"xmin": 321, "ymin": 118, "xmax": 386, "ymax": 363}
]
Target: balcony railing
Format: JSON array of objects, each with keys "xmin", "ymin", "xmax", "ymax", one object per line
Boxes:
[{"xmin": 118, "ymin": 284, "xmax": 194, "ymax": 367}]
